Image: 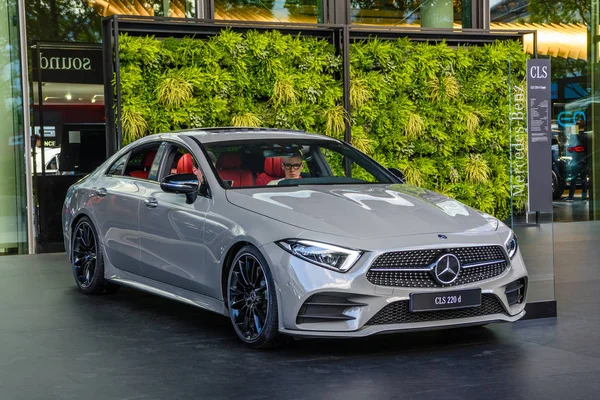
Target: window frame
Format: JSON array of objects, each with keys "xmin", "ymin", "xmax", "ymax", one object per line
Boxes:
[{"xmin": 106, "ymin": 151, "xmax": 130, "ymax": 177}]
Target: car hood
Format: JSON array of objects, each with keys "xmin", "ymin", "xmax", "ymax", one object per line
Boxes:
[{"xmin": 225, "ymin": 184, "xmax": 492, "ymax": 239}]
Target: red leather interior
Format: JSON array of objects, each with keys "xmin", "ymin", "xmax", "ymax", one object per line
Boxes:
[
  {"xmin": 142, "ymin": 151, "xmax": 156, "ymax": 168},
  {"xmin": 129, "ymin": 170, "xmax": 149, "ymax": 179},
  {"xmin": 129, "ymin": 150, "xmax": 156, "ymax": 179},
  {"xmin": 216, "ymin": 152, "xmax": 254, "ymax": 187},
  {"xmin": 177, "ymin": 153, "xmax": 194, "ymax": 174},
  {"xmin": 217, "ymin": 152, "xmax": 242, "ymax": 169},
  {"xmin": 256, "ymin": 157, "xmax": 285, "ymax": 186}
]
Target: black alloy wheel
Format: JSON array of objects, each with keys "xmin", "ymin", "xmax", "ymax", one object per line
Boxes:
[
  {"xmin": 552, "ymin": 170, "xmax": 564, "ymax": 200},
  {"xmin": 72, "ymin": 216, "xmax": 119, "ymax": 295},
  {"xmin": 227, "ymin": 246, "xmax": 280, "ymax": 348}
]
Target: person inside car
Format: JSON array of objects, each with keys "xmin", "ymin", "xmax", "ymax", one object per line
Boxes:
[
  {"xmin": 268, "ymin": 152, "xmax": 303, "ymax": 185},
  {"xmin": 192, "ymin": 152, "xmax": 217, "ymax": 183}
]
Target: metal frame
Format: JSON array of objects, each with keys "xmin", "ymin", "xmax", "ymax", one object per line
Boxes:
[
  {"xmin": 102, "ymin": 15, "xmax": 537, "ymax": 157},
  {"xmin": 17, "ymin": 0, "xmax": 35, "ymax": 254}
]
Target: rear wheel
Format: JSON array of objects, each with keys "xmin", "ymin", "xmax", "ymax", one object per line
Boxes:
[
  {"xmin": 227, "ymin": 245, "xmax": 280, "ymax": 348},
  {"xmin": 71, "ymin": 217, "xmax": 120, "ymax": 295}
]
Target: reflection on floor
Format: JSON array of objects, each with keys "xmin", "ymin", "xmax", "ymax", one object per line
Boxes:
[{"xmin": 554, "ymin": 189, "xmax": 591, "ymax": 222}]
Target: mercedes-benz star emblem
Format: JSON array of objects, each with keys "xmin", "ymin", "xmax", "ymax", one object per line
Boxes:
[{"xmin": 433, "ymin": 254, "xmax": 461, "ymax": 285}]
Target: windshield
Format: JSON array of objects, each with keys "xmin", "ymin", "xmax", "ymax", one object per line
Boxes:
[{"xmin": 202, "ymin": 139, "xmax": 397, "ymax": 189}]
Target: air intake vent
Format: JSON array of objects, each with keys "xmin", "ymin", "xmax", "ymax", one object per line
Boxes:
[
  {"xmin": 505, "ymin": 278, "xmax": 527, "ymax": 306},
  {"xmin": 296, "ymin": 294, "xmax": 367, "ymax": 324},
  {"xmin": 366, "ymin": 294, "xmax": 507, "ymax": 325}
]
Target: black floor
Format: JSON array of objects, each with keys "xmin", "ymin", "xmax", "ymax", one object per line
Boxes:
[{"xmin": 1, "ymin": 230, "xmax": 600, "ymax": 400}]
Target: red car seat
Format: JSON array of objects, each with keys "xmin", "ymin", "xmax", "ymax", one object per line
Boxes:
[
  {"xmin": 129, "ymin": 151, "xmax": 156, "ymax": 179},
  {"xmin": 177, "ymin": 153, "xmax": 194, "ymax": 174},
  {"xmin": 216, "ymin": 152, "xmax": 254, "ymax": 187},
  {"xmin": 256, "ymin": 157, "xmax": 285, "ymax": 186}
]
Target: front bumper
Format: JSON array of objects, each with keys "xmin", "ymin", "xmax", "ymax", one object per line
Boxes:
[{"xmin": 261, "ymin": 242, "xmax": 528, "ymax": 338}]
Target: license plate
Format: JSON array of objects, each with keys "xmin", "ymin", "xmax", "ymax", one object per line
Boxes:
[{"xmin": 410, "ymin": 289, "xmax": 482, "ymax": 312}]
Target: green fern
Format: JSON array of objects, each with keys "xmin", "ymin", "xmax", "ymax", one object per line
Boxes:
[
  {"xmin": 350, "ymin": 76, "xmax": 372, "ymax": 110},
  {"xmin": 273, "ymin": 75, "xmax": 297, "ymax": 106},
  {"xmin": 157, "ymin": 75, "xmax": 193, "ymax": 108},
  {"xmin": 121, "ymin": 105, "xmax": 148, "ymax": 145},
  {"xmin": 464, "ymin": 154, "xmax": 491, "ymax": 184},
  {"xmin": 231, "ymin": 113, "xmax": 262, "ymax": 127},
  {"xmin": 324, "ymin": 105, "xmax": 349, "ymax": 139},
  {"xmin": 405, "ymin": 112, "xmax": 425, "ymax": 140}
]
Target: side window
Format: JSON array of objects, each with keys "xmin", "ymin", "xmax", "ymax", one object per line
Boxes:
[
  {"xmin": 320, "ymin": 146, "xmax": 379, "ymax": 183},
  {"xmin": 124, "ymin": 144, "xmax": 161, "ymax": 181},
  {"xmin": 160, "ymin": 144, "xmax": 207, "ymax": 187},
  {"xmin": 107, "ymin": 153, "xmax": 129, "ymax": 176},
  {"xmin": 169, "ymin": 146, "xmax": 200, "ymax": 177}
]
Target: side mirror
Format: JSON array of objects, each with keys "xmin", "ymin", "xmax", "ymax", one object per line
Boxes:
[
  {"xmin": 389, "ymin": 167, "xmax": 405, "ymax": 183},
  {"xmin": 160, "ymin": 173, "xmax": 198, "ymax": 204}
]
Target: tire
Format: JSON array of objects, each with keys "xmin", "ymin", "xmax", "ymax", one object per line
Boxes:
[
  {"xmin": 71, "ymin": 216, "xmax": 120, "ymax": 295},
  {"xmin": 552, "ymin": 170, "xmax": 564, "ymax": 200},
  {"xmin": 227, "ymin": 245, "xmax": 281, "ymax": 349}
]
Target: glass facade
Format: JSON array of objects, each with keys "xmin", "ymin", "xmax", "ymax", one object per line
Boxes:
[
  {"xmin": 351, "ymin": 0, "xmax": 463, "ymax": 27},
  {"xmin": 493, "ymin": 0, "xmax": 600, "ymax": 304},
  {"xmin": 214, "ymin": 0, "xmax": 321, "ymax": 23},
  {"xmin": 1, "ymin": 0, "xmax": 29, "ymax": 254},
  {"xmin": 491, "ymin": 1, "xmax": 596, "ymax": 221}
]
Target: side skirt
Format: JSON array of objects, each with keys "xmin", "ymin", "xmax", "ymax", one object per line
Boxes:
[{"xmin": 105, "ymin": 264, "xmax": 228, "ymax": 317}]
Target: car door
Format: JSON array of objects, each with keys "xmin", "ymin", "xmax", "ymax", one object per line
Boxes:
[
  {"xmin": 137, "ymin": 141, "xmax": 212, "ymax": 295},
  {"xmin": 91, "ymin": 151, "xmax": 142, "ymax": 275}
]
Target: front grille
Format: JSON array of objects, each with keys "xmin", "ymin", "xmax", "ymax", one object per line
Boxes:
[
  {"xmin": 366, "ymin": 246, "xmax": 507, "ymax": 288},
  {"xmin": 366, "ymin": 294, "xmax": 507, "ymax": 325}
]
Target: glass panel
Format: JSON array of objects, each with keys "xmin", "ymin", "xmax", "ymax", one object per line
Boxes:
[
  {"xmin": 350, "ymin": 0, "xmax": 463, "ymax": 27},
  {"xmin": 25, "ymin": 0, "xmax": 103, "ymax": 43},
  {"xmin": 25, "ymin": 0, "xmax": 197, "ymax": 44},
  {"xmin": 494, "ymin": 1, "xmax": 586, "ymax": 304},
  {"xmin": 0, "ymin": 0, "xmax": 28, "ymax": 254},
  {"xmin": 214, "ymin": 0, "xmax": 321, "ymax": 23},
  {"xmin": 88, "ymin": 0, "xmax": 197, "ymax": 18}
]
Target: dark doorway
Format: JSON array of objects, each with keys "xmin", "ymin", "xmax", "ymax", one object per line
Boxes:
[{"xmin": 31, "ymin": 42, "xmax": 106, "ymax": 253}]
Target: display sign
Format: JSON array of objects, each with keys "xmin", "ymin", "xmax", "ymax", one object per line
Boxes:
[
  {"xmin": 33, "ymin": 126, "xmax": 56, "ymax": 138},
  {"xmin": 31, "ymin": 46, "xmax": 103, "ymax": 84},
  {"xmin": 526, "ymin": 59, "xmax": 552, "ymax": 213}
]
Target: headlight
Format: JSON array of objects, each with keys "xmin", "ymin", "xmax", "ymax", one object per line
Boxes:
[
  {"xmin": 478, "ymin": 211, "xmax": 500, "ymax": 231},
  {"xmin": 276, "ymin": 239, "xmax": 362, "ymax": 272},
  {"xmin": 505, "ymin": 231, "xmax": 518, "ymax": 259}
]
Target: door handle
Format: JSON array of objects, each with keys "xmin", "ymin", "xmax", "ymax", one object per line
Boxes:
[
  {"xmin": 93, "ymin": 187, "xmax": 107, "ymax": 197},
  {"xmin": 144, "ymin": 197, "xmax": 158, "ymax": 208}
]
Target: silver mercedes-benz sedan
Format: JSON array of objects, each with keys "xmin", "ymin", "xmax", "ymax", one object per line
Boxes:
[{"xmin": 62, "ymin": 128, "xmax": 527, "ymax": 348}]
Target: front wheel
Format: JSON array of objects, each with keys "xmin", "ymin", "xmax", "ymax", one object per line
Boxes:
[{"xmin": 227, "ymin": 245, "xmax": 281, "ymax": 348}]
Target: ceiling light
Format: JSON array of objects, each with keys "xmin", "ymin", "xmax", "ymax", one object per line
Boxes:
[
  {"xmin": 65, "ymin": 94, "xmax": 72, "ymax": 100},
  {"xmin": 91, "ymin": 98, "xmax": 96, "ymax": 103}
]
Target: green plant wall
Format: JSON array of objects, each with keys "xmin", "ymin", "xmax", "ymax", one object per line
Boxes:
[
  {"xmin": 349, "ymin": 38, "xmax": 528, "ymax": 219},
  {"xmin": 117, "ymin": 31, "xmax": 527, "ymax": 219},
  {"xmin": 117, "ymin": 30, "xmax": 344, "ymax": 145}
]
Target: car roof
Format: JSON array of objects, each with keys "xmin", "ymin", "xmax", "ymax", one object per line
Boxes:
[{"xmin": 155, "ymin": 127, "xmax": 340, "ymax": 144}]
